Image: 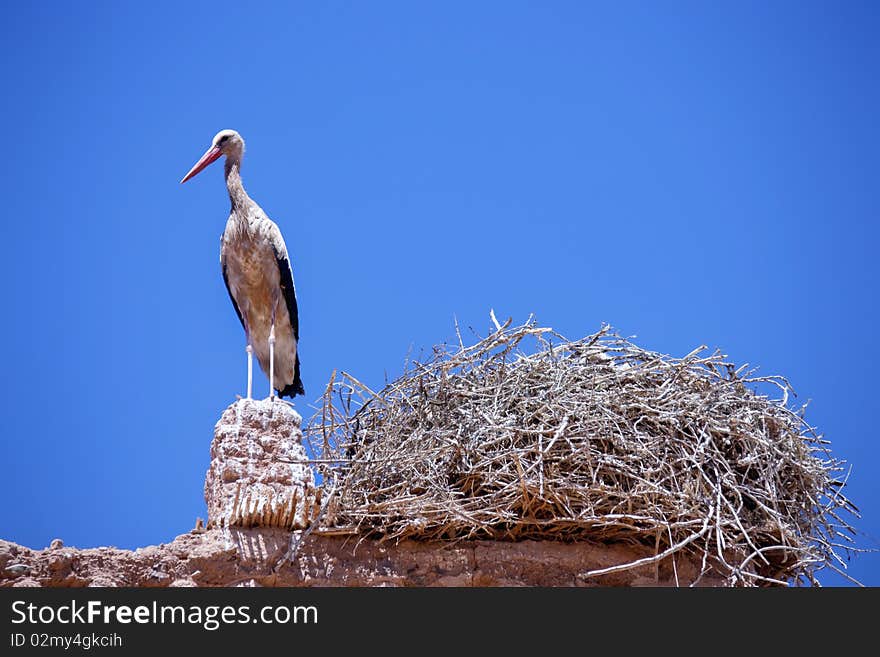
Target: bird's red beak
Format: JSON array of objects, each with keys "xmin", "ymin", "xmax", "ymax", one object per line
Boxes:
[{"xmin": 180, "ymin": 145, "xmax": 223, "ymax": 183}]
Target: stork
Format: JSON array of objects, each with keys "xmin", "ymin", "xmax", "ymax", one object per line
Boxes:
[{"xmin": 181, "ymin": 129, "xmax": 304, "ymax": 400}]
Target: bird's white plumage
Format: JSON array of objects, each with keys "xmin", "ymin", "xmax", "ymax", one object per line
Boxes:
[
  {"xmin": 221, "ymin": 213, "xmax": 299, "ymax": 393},
  {"xmin": 183, "ymin": 129, "xmax": 303, "ymax": 399}
]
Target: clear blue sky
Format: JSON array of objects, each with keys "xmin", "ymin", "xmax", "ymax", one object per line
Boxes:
[{"xmin": 1, "ymin": 1, "xmax": 876, "ymax": 586}]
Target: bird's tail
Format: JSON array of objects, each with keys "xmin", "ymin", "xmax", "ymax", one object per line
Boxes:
[{"xmin": 278, "ymin": 353, "xmax": 305, "ymax": 398}]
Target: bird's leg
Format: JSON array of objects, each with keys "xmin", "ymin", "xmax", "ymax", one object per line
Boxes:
[
  {"xmin": 243, "ymin": 321, "xmax": 254, "ymax": 401},
  {"xmin": 246, "ymin": 344, "xmax": 254, "ymax": 400},
  {"xmin": 269, "ymin": 313, "xmax": 277, "ymax": 400}
]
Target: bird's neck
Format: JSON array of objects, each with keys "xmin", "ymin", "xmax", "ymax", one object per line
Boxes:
[{"xmin": 224, "ymin": 158, "xmax": 250, "ymax": 211}]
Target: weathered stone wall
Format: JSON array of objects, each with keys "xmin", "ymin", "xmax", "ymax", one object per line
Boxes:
[
  {"xmin": 205, "ymin": 400, "xmax": 317, "ymax": 530},
  {"xmin": 0, "ymin": 529, "xmax": 723, "ymax": 587}
]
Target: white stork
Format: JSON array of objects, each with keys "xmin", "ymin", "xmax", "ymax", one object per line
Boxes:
[{"xmin": 181, "ymin": 129, "xmax": 304, "ymax": 400}]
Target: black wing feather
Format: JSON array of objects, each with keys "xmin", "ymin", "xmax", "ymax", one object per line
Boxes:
[
  {"xmin": 273, "ymin": 245, "xmax": 299, "ymax": 341},
  {"xmin": 273, "ymin": 243, "xmax": 305, "ymax": 397}
]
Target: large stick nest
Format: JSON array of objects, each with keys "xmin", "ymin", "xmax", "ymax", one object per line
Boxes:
[{"xmin": 304, "ymin": 319, "xmax": 859, "ymax": 586}]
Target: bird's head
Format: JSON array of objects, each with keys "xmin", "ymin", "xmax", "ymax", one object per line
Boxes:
[{"xmin": 180, "ymin": 129, "xmax": 245, "ymax": 184}]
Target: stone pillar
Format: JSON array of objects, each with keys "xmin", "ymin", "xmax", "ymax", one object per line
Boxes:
[{"xmin": 205, "ymin": 399, "xmax": 318, "ymax": 529}]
